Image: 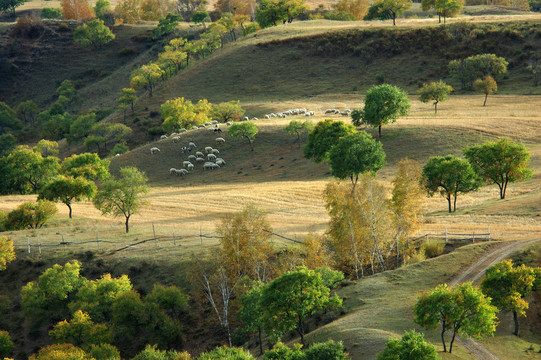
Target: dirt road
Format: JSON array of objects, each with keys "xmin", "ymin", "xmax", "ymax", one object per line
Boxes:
[{"xmin": 449, "ymin": 239, "xmax": 540, "ymax": 360}]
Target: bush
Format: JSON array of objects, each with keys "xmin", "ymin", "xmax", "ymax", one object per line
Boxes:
[
  {"xmin": 88, "ymin": 344, "xmax": 121, "ymax": 360},
  {"xmin": 41, "ymin": 7, "xmax": 63, "ymax": 19},
  {"xmin": 407, "ymin": 248, "xmax": 426, "ymax": 265},
  {"xmin": 58, "ymin": 22, "xmax": 71, "ymax": 31},
  {"xmin": 11, "ymin": 14, "xmax": 44, "ymax": 39},
  {"xmin": 198, "ymin": 346, "xmax": 255, "ymax": 360},
  {"xmin": 99, "ymin": 11, "xmax": 116, "ymax": 26},
  {"xmin": 244, "ymin": 22, "xmax": 260, "ymax": 34},
  {"xmin": 324, "ymin": 10, "xmax": 357, "ymax": 21},
  {"xmin": 147, "ymin": 126, "xmax": 165, "ymax": 136},
  {"xmin": 0, "ymin": 331, "xmax": 13, "ymax": 358},
  {"xmin": 5, "ymin": 200, "xmax": 57, "ymax": 230},
  {"xmin": 0, "ymin": 212, "xmax": 7, "ymax": 232},
  {"xmin": 304, "ymin": 340, "xmax": 349, "ymax": 360},
  {"xmin": 377, "ymin": 330, "xmax": 440, "ymax": 360},
  {"xmin": 110, "ymin": 142, "xmax": 129, "ymax": 156},
  {"xmin": 422, "ymin": 239, "xmax": 445, "ymax": 258},
  {"xmin": 264, "ymin": 342, "xmax": 304, "ymax": 360}
]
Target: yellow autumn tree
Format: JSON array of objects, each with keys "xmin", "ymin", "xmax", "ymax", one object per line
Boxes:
[
  {"xmin": 303, "ymin": 234, "xmax": 334, "ymax": 270},
  {"xmin": 335, "ymin": 0, "xmax": 370, "ymax": 19},
  {"xmin": 0, "ymin": 236, "xmax": 16, "ymax": 271},
  {"xmin": 61, "ymin": 0, "xmax": 95, "ymax": 20}
]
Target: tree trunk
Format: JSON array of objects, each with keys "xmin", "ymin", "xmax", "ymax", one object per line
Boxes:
[
  {"xmin": 501, "ymin": 180, "xmax": 508, "ymax": 199},
  {"xmin": 378, "ymin": 124, "xmax": 382, "ymax": 138},
  {"xmin": 453, "ymin": 194, "xmax": 457, "ymax": 212},
  {"xmin": 258, "ymin": 325, "xmax": 263, "ymax": 355},
  {"xmin": 513, "ymin": 310, "xmax": 519, "ymax": 336},
  {"xmin": 441, "ymin": 320, "xmax": 447, "ymax": 352},
  {"xmin": 449, "ymin": 331, "xmax": 457, "ymax": 353},
  {"xmin": 392, "ymin": 12, "xmax": 396, "ymax": 26},
  {"xmin": 438, "ymin": 13, "xmax": 441, "ymax": 23},
  {"xmin": 434, "ymin": 101, "xmax": 438, "ymax": 114},
  {"xmin": 125, "ymin": 215, "xmax": 130, "ymax": 233},
  {"xmin": 447, "ymin": 195, "xmax": 452, "ymax": 213},
  {"xmin": 67, "ymin": 203, "xmax": 72, "ymax": 219},
  {"xmin": 246, "ymin": 136, "xmax": 254, "ymax": 151},
  {"xmin": 297, "ymin": 319, "xmax": 305, "ymax": 346},
  {"xmin": 483, "ymin": 93, "xmax": 488, "ymax": 106}
]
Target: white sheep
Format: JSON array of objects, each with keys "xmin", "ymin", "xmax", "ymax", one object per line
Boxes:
[
  {"xmin": 188, "ymin": 142, "xmax": 196, "ymax": 149},
  {"xmin": 264, "ymin": 114, "xmax": 270, "ymax": 119},
  {"xmin": 169, "ymin": 167, "xmax": 177, "ymax": 175},
  {"xmin": 226, "ymin": 121, "xmax": 233, "ymax": 125},
  {"xmin": 115, "ymin": 154, "xmax": 120, "ymax": 157},
  {"xmin": 182, "ymin": 161, "xmax": 192, "ymax": 168},
  {"xmin": 187, "ymin": 163, "xmax": 194, "ymax": 171},
  {"xmin": 215, "ymin": 137, "xmax": 226, "ymax": 144},
  {"xmin": 188, "ymin": 155, "xmax": 196, "ymax": 162},
  {"xmin": 204, "ymin": 122, "xmax": 212, "ymax": 126},
  {"xmin": 216, "ymin": 159, "xmax": 226, "ymax": 166},
  {"xmin": 195, "ymin": 157, "xmax": 205, "ymax": 163},
  {"xmin": 203, "ymin": 162, "xmax": 214, "ymax": 170},
  {"xmin": 205, "ymin": 146, "xmax": 213, "ymax": 154},
  {"xmin": 179, "ymin": 128, "xmax": 187, "ymax": 133},
  {"xmin": 211, "ymin": 149, "xmax": 220, "ymax": 155},
  {"xmin": 198, "ymin": 124, "xmax": 206, "ymax": 128},
  {"xmin": 211, "ymin": 120, "xmax": 218, "ymax": 124},
  {"xmin": 174, "ymin": 169, "xmax": 189, "ymax": 176},
  {"xmin": 150, "ymin": 147, "xmax": 160, "ymax": 154},
  {"xmin": 172, "ymin": 136, "xmax": 181, "ymax": 143},
  {"xmin": 191, "ymin": 126, "xmax": 199, "ymax": 130},
  {"xmin": 211, "ymin": 163, "xmax": 220, "ymax": 170},
  {"xmin": 243, "ymin": 116, "xmax": 249, "ymax": 121},
  {"xmin": 160, "ymin": 135, "xmax": 168, "ymax": 139},
  {"xmin": 195, "ymin": 151, "xmax": 204, "ymax": 157},
  {"xmin": 207, "ymin": 153, "xmax": 217, "ymax": 161}
]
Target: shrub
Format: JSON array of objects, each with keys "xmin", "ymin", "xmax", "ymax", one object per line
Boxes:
[
  {"xmin": 0, "ymin": 331, "xmax": 13, "ymax": 358},
  {"xmin": 422, "ymin": 239, "xmax": 445, "ymax": 258},
  {"xmin": 198, "ymin": 346, "xmax": 255, "ymax": 359},
  {"xmin": 264, "ymin": 342, "xmax": 304, "ymax": 360},
  {"xmin": 110, "ymin": 142, "xmax": 129, "ymax": 156},
  {"xmin": 0, "ymin": 212, "xmax": 7, "ymax": 232},
  {"xmin": 11, "ymin": 14, "xmax": 44, "ymax": 39},
  {"xmin": 304, "ymin": 340, "xmax": 349, "ymax": 360},
  {"xmin": 375, "ymin": 73, "xmax": 385, "ymax": 84},
  {"xmin": 244, "ymin": 22, "xmax": 260, "ymax": 34},
  {"xmin": 5, "ymin": 200, "xmax": 58, "ymax": 230},
  {"xmin": 58, "ymin": 22, "xmax": 71, "ymax": 31},
  {"xmin": 147, "ymin": 126, "xmax": 165, "ymax": 136},
  {"xmin": 324, "ymin": 10, "xmax": 357, "ymax": 21},
  {"xmin": 0, "ymin": 236, "xmax": 16, "ymax": 271},
  {"xmin": 407, "ymin": 248, "xmax": 426, "ymax": 264},
  {"xmin": 99, "ymin": 11, "xmax": 116, "ymax": 26},
  {"xmin": 88, "ymin": 344, "xmax": 121, "ymax": 360},
  {"xmin": 41, "ymin": 7, "xmax": 63, "ymax": 19},
  {"xmin": 377, "ymin": 330, "xmax": 440, "ymax": 360}
]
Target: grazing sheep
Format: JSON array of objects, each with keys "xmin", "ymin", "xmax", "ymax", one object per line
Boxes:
[
  {"xmin": 215, "ymin": 137, "xmax": 226, "ymax": 144},
  {"xmin": 174, "ymin": 169, "xmax": 189, "ymax": 176},
  {"xmin": 160, "ymin": 135, "xmax": 167, "ymax": 139},
  {"xmin": 198, "ymin": 124, "xmax": 206, "ymax": 128},
  {"xmin": 214, "ymin": 128, "xmax": 222, "ymax": 132},
  {"xmin": 252, "ymin": 117, "xmax": 258, "ymax": 121},
  {"xmin": 179, "ymin": 128, "xmax": 187, "ymax": 133},
  {"xmin": 205, "ymin": 146, "xmax": 213, "ymax": 154},
  {"xmin": 226, "ymin": 121, "xmax": 233, "ymax": 125},
  {"xmin": 211, "ymin": 149, "xmax": 220, "ymax": 155},
  {"xmin": 212, "ymin": 120, "xmax": 218, "ymax": 124},
  {"xmin": 191, "ymin": 126, "xmax": 199, "ymax": 130},
  {"xmin": 172, "ymin": 136, "xmax": 181, "ymax": 143},
  {"xmin": 216, "ymin": 159, "xmax": 226, "ymax": 166},
  {"xmin": 187, "ymin": 163, "xmax": 194, "ymax": 171},
  {"xmin": 188, "ymin": 142, "xmax": 196, "ymax": 149},
  {"xmin": 205, "ymin": 122, "xmax": 212, "ymax": 126},
  {"xmin": 115, "ymin": 154, "xmax": 120, "ymax": 157},
  {"xmin": 195, "ymin": 157, "xmax": 205, "ymax": 163},
  {"xmin": 169, "ymin": 167, "xmax": 177, "ymax": 175},
  {"xmin": 264, "ymin": 114, "xmax": 270, "ymax": 119},
  {"xmin": 150, "ymin": 147, "xmax": 160, "ymax": 154},
  {"xmin": 182, "ymin": 161, "xmax": 192, "ymax": 168},
  {"xmin": 203, "ymin": 162, "xmax": 214, "ymax": 170},
  {"xmin": 196, "ymin": 151, "xmax": 204, "ymax": 157},
  {"xmin": 243, "ymin": 116, "xmax": 249, "ymax": 121},
  {"xmin": 211, "ymin": 163, "xmax": 220, "ymax": 170},
  {"xmin": 207, "ymin": 153, "xmax": 217, "ymax": 161},
  {"xmin": 188, "ymin": 155, "xmax": 196, "ymax": 161}
]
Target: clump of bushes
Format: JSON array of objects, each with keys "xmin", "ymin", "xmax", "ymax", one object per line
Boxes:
[
  {"xmin": 422, "ymin": 239, "xmax": 445, "ymax": 258},
  {"xmin": 11, "ymin": 14, "xmax": 45, "ymax": 39},
  {"xmin": 2, "ymin": 200, "xmax": 57, "ymax": 230},
  {"xmin": 324, "ymin": 10, "xmax": 357, "ymax": 21},
  {"xmin": 41, "ymin": 8, "xmax": 63, "ymax": 19}
]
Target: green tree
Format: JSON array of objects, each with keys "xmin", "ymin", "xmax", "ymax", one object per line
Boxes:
[
  {"xmin": 117, "ymin": 88, "xmax": 137, "ymax": 118},
  {"xmin": 69, "ymin": 113, "xmax": 97, "ymax": 144},
  {"xmin": 192, "ymin": 10, "xmax": 209, "ymax": 28},
  {"xmin": 238, "ymin": 282, "xmax": 265, "ymax": 355},
  {"xmin": 161, "ymin": 97, "xmax": 211, "ymax": 132},
  {"xmin": 364, "ymin": 0, "xmax": 411, "ymax": 25},
  {"xmin": 56, "ymin": 80, "xmax": 77, "ymax": 102},
  {"xmin": 414, "ymin": 283, "xmax": 498, "ymax": 353},
  {"xmin": 198, "ymin": 346, "xmax": 255, "ymax": 360},
  {"xmin": 228, "ymin": 122, "xmax": 259, "ymax": 151},
  {"xmin": 74, "ymin": 19, "xmax": 115, "ymax": 48},
  {"xmin": 110, "ymin": 142, "xmax": 129, "ymax": 156},
  {"xmin": 34, "ymin": 139, "xmax": 59, "ymax": 157},
  {"xmin": 285, "ymin": 120, "xmax": 313, "ymax": 142},
  {"xmin": 2, "ymin": 146, "xmax": 59, "ymax": 194},
  {"xmin": 264, "ymin": 342, "xmax": 304, "ymax": 360},
  {"xmin": 21, "ymin": 261, "xmax": 84, "ymax": 319},
  {"xmin": 5, "ymin": 200, "xmax": 58, "ymax": 230},
  {"xmin": 256, "ymin": 0, "xmax": 306, "ymax": 28},
  {"xmin": 449, "ymin": 54, "xmax": 508, "ymax": 90},
  {"xmin": 376, "ymin": 330, "xmax": 440, "ymax": 360},
  {"xmin": 304, "ymin": 340, "xmax": 349, "ymax": 360},
  {"xmin": 88, "ymin": 344, "xmax": 121, "ymax": 360},
  {"xmin": 260, "ymin": 266, "xmax": 342, "ymax": 345},
  {"xmin": 145, "ymin": 283, "xmax": 189, "ymax": 320},
  {"xmin": 93, "ymin": 166, "xmax": 149, "ymax": 233},
  {"xmin": 151, "ymin": 13, "xmax": 182, "ymax": 39},
  {"xmin": 87, "ymin": 122, "xmax": 132, "ymax": 153},
  {"xmin": 304, "ymin": 119, "xmax": 355, "ymax": 163},
  {"xmin": 130, "ymin": 63, "xmax": 165, "ymax": 97},
  {"xmin": 158, "ymin": 38, "xmax": 188, "ymax": 75},
  {"xmin": 0, "ymin": 101, "xmax": 23, "ymax": 131},
  {"xmin": 210, "ymin": 100, "xmax": 245, "ymax": 123},
  {"xmin": 69, "ymin": 273, "xmax": 133, "ymax": 322},
  {"xmin": 481, "ymin": 260, "xmax": 540, "ymax": 336},
  {"xmin": 0, "ymin": 133, "xmax": 16, "ymax": 157},
  {"xmin": 328, "ymin": 131, "xmax": 386, "ymax": 187},
  {"xmin": 422, "ymin": 155, "xmax": 481, "ymax": 213},
  {"xmin": 29, "ymin": 343, "xmax": 90, "ymax": 360},
  {"xmin": 39, "ymin": 176, "xmax": 97, "ymax": 218},
  {"xmin": 49, "ymin": 310, "xmax": 112, "ymax": 348},
  {"xmin": 94, "ymin": 0, "xmax": 111, "ymax": 17},
  {"xmin": 473, "ymin": 75, "xmax": 497, "ymax": 106},
  {"xmin": 16, "ymin": 100, "xmax": 39, "ymax": 126},
  {"xmin": 353, "ymin": 84, "xmax": 410, "ymax": 138},
  {"xmin": 417, "ymin": 80, "xmax": 453, "ymax": 114},
  {"xmin": 0, "ymin": 237, "xmax": 16, "ymax": 271},
  {"xmin": 60, "ymin": 153, "xmax": 110, "ymax": 182},
  {"xmin": 132, "ymin": 345, "xmax": 190, "ymax": 360},
  {"xmin": 422, "ymin": 0, "xmax": 462, "ymax": 22},
  {"xmin": 464, "ymin": 138, "xmax": 533, "ymax": 199},
  {"xmin": 0, "ymin": 0, "xmax": 24, "ymax": 14},
  {"xmin": 0, "ymin": 330, "xmax": 13, "ymax": 358}
]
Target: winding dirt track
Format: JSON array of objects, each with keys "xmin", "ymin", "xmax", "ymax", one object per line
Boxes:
[{"xmin": 448, "ymin": 239, "xmax": 541, "ymax": 360}]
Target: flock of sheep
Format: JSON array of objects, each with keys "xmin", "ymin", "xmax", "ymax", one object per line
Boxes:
[
  {"xmin": 148, "ymin": 123, "xmax": 229, "ymax": 178},
  {"xmin": 262, "ymin": 108, "xmax": 316, "ymax": 119}
]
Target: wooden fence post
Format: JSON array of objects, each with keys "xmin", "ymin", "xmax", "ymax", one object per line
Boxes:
[
  {"xmin": 488, "ymin": 225, "xmax": 491, "ymax": 241},
  {"xmin": 38, "ymin": 241, "xmax": 41, "ymax": 254},
  {"xmin": 27, "ymin": 236, "xmax": 30, "ymax": 254},
  {"xmin": 97, "ymin": 231, "xmax": 100, "ymax": 249},
  {"xmin": 445, "ymin": 226, "xmax": 448, "ymax": 242},
  {"xmin": 153, "ymin": 223, "xmax": 157, "ymax": 247},
  {"xmin": 472, "ymin": 231, "xmax": 475, "ymax": 243}
]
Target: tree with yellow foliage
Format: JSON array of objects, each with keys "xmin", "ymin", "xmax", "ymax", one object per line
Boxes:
[
  {"xmin": 61, "ymin": 0, "xmax": 94, "ymax": 20},
  {"xmin": 0, "ymin": 236, "xmax": 15, "ymax": 271},
  {"xmin": 335, "ymin": 0, "xmax": 370, "ymax": 19}
]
